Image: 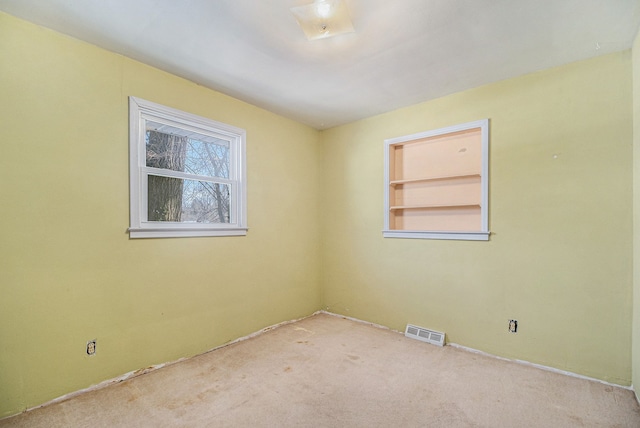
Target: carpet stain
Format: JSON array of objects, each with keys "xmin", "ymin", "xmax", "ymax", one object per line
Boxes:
[
  {"xmin": 197, "ymin": 387, "xmax": 219, "ymax": 401},
  {"xmin": 433, "ymin": 403, "xmax": 475, "ymax": 426},
  {"xmin": 121, "ymin": 383, "xmax": 142, "ymax": 403},
  {"xmin": 569, "ymin": 414, "xmax": 586, "ymax": 426}
]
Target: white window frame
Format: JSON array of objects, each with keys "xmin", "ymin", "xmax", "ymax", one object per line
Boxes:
[
  {"xmin": 383, "ymin": 119, "xmax": 489, "ymax": 241},
  {"xmin": 128, "ymin": 97, "xmax": 247, "ymax": 238}
]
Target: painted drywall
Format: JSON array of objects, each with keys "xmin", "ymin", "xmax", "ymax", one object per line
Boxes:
[
  {"xmin": 633, "ymin": 29, "xmax": 640, "ymax": 400},
  {"xmin": 0, "ymin": 12, "xmax": 321, "ymax": 418},
  {"xmin": 321, "ymin": 51, "xmax": 633, "ymax": 385}
]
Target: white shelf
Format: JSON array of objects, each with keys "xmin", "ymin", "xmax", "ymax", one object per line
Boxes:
[
  {"xmin": 389, "ymin": 203, "xmax": 480, "ymax": 211},
  {"xmin": 389, "ymin": 173, "xmax": 480, "ymax": 186}
]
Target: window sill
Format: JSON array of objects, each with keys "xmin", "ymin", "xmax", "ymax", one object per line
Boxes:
[
  {"xmin": 382, "ymin": 230, "xmax": 490, "ymax": 241},
  {"xmin": 129, "ymin": 227, "xmax": 248, "ymax": 239}
]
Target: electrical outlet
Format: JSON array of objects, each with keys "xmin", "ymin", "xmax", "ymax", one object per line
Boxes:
[
  {"xmin": 86, "ymin": 340, "xmax": 96, "ymax": 356},
  {"xmin": 508, "ymin": 320, "xmax": 518, "ymax": 333}
]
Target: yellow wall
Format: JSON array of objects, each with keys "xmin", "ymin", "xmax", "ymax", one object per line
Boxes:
[
  {"xmin": 0, "ymin": 12, "xmax": 322, "ymax": 417},
  {"xmin": 321, "ymin": 51, "xmax": 633, "ymax": 385},
  {"xmin": 633, "ymin": 29, "xmax": 640, "ymax": 399}
]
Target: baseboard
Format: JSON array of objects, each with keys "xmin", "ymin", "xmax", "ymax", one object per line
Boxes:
[
  {"xmin": 318, "ymin": 310, "xmax": 403, "ymax": 333},
  {"xmin": 321, "ymin": 310, "xmax": 633, "ymax": 392},
  {"xmin": 447, "ymin": 342, "xmax": 633, "ymax": 391}
]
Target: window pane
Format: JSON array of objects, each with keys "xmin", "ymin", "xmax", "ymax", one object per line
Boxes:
[
  {"xmin": 146, "ymin": 121, "xmax": 230, "ymax": 179},
  {"xmin": 148, "ymin": 175, "xmax": 230, "ymax": 224}
]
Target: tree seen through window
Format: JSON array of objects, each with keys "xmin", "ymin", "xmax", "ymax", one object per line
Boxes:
[{"xmin": 146, "ymin": 125, "xmax": 231, "ymax": 224}]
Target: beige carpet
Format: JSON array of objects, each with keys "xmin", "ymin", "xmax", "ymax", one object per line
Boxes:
[{"xmin": 2, "ymin": 313, "xmax": 640, "ymax": 427}]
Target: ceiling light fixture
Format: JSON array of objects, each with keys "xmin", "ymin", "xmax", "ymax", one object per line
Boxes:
[{"xmin": 290, "ymin": 0, "xmax": 355, "ymax": 41}]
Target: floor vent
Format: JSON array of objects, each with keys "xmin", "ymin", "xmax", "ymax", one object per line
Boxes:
[{"xmin": 405, "ymin": 324, "xmax": 445, "ymax": 346}]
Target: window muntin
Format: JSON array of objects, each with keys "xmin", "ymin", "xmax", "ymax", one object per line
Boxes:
[{"xmin": 129, "ymin": 97, "xmax": 247, "ymax": 238}]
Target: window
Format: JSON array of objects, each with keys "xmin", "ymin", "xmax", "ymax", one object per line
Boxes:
[
  {"xmin": 129, "ymin": 97, "xmax": 247, "ymax": 238},
  {"xmin": 383, "ymin": 119, "xmax": 489, "ymax": 241}
]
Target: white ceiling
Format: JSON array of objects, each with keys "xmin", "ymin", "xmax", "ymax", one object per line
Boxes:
[{"xmin": 1, "ymin": 0, "xmax": 639, "ymax": 129}]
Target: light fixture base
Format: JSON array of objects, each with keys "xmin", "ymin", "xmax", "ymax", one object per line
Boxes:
[{"xmin": 291, "ymin": 0, "xmax": 355, "ymax": 41}]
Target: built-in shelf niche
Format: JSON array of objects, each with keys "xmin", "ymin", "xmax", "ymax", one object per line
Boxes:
[{"xmin": 383, "ymin": 119, "xmax": 489, "ymax": 241}]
